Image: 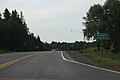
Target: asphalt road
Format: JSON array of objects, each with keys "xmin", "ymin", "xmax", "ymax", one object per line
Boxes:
[{"xmin": 0, "ymin": 51, "xmax": 120, "ymax": 80}]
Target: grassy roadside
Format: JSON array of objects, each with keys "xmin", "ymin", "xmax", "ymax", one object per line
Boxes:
[
  {"xmin": 0, "ymin": 50, "xmax": 11, "ymax": 54},
  {"xmin": 67, "ymin": 48, "xmax": 120, "ymax": 71}
]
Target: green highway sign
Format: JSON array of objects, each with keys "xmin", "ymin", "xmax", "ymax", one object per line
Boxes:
[{"xmin": 95, "ymin": 33, "xmax": 109, "ymax": 40}]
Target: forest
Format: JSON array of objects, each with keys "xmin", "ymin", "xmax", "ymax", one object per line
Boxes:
[
  {"xmin": 0, "ymin": 8, "xmax": 52, "ymax": 51},
  {"xmin": 1, "ymin": 0, "xmax": 120, "ymax": 53},
  {"xmin": 0, "ymin": 8, "xmax": 86, "ymax": 52}
]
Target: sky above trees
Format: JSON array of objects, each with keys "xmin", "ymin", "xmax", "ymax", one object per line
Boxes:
[{"xmin": 0, "ymin": 0, "xmax": 105, "ymax": 43}]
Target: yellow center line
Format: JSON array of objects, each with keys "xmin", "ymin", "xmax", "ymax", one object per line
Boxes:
[{"xmin": 0, "ymin": 53, "xmax": 39, "ymax": 69}]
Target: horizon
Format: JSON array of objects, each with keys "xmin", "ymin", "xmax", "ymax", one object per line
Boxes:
[{"xmin": 0, "ymin": 0, "xmax": 106, "ymax": 42}]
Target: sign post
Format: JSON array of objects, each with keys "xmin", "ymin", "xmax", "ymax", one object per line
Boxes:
[{"xmin": 94, "ymin": 33, "xmax": 109, "ymax": 51}]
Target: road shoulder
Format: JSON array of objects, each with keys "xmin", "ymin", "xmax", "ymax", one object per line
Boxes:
[{"xmin": 62, "ymin": 51, "xmax": 120, "ymax": 74}]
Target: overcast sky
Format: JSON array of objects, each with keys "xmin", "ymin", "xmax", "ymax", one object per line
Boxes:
[{"xmin": 0, "ymin": 0, "xmax": 106, "ymax": 43}]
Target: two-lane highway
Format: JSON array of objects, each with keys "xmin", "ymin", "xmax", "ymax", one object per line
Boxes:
[{"xmin": 0, "ymin": 51, "xmax": 120, "ymax": 80}]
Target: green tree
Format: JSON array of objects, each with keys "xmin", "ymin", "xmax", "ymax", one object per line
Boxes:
[
  {"xmin": 83, "ymin": 0, "xmax": 120, "ymax": 52},
  {"xmin": 83, "ymin": 4, "xmax": 104, "ymax": 39},
  {"xmin": 0, "ymin": 8, "xmax": 47, "ymax": 51},
  {"xmin": 104, "ymin": 0, "xmax": 120, "ymax": 52},
  {"xmin": 3, "ymin": 8, "xmax": 11, "ymax": 20},
  {"xmin": 0, "ymin": 13, "xmax": 2, "ymax": 19}
]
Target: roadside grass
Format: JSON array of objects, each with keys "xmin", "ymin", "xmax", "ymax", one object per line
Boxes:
[
  {"xmin": 67, "ymin": 48, "xmax": 120, "ymax": 71},
  {"xmin": 0, "ymin": 50, "xmax": 11, "ymax": 54},
  {"xmin": 67, "ymin": 51, "xmax": 82, "ymax": 58},
  {"xmin": 83, "ymin": 48, "xmax": 120, "ymax": 65}
]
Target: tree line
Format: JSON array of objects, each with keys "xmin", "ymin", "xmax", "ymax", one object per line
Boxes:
[
  {"xmin": 83, "ymin": 0, "xmax": 120, "ymax": 53},
  {"xmin": 0, "ymin": 8, "xmax": 87, "ymax": 52},
  {"xmin": 0, "ymin": 8, "xmax": 51, "ymax": 51},
  {"xmin": 51, "ymin": 41, "xmax": 86, "ymax": 51}
]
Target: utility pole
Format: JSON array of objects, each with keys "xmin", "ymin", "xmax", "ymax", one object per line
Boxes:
[{"xmin": 70, "ymin": 30, "xmax": 86, "ymax": 50}]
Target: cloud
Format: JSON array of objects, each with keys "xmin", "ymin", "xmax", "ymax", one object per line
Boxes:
[
  {"xmin": 25, "ymin": 0, "xmax": 86, "ymax": 25},
  {"xmin": 25, "ymin": 0, "xmax": 105, "ymax": 21},
  {"xmin": 1, "ymin": 0, "xmax": 105, "ymax": 19},
  {"xmin": 26, "ymin": 0, "xmax": 83, "ymax": 18},
  {"xmin": 0, "ymin": 0, "xmax": 106, "ymax": 42},
  {"xmin": 24, "ymin": 0, "xmax": 105, "ymax": 30}
]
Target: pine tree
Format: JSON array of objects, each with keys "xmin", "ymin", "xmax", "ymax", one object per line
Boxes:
[{"xmin": 3, "ymin": 8, "xmax": 11, "ymax": 20}]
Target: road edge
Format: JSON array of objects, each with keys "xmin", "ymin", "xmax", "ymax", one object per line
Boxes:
[{"xmin": 61, "ymin": 51, "xmax": 120, "ymax": 74}]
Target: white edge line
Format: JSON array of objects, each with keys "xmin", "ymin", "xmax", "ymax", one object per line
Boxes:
[{"xmin": 61, "ymin": 51, "xmax": 120, "ymax": 74}]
